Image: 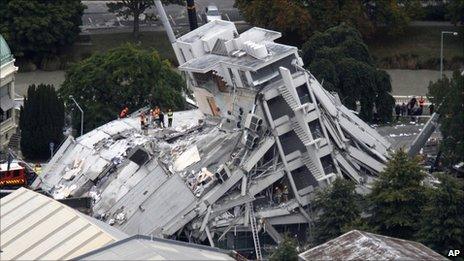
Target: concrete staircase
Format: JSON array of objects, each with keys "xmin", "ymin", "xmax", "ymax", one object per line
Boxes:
[
  {"xmin": 278, "ymin": 85, "xmax": 299, "ymax": 110},
  {"xmin": 291, "ymin": 120, "xmax": 311, "ymax": 145},
  {"xmin": 301, "ymin": 152, "xmax": 324, "ymax": 181}
]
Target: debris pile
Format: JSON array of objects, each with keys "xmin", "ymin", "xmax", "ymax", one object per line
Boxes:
[{"xmin": 34, "ymin": 21, "xmax": 394, "ymax": 249}]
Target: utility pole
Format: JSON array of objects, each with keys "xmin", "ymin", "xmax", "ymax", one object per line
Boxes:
[
  {"xmin": 187, "ymin": 0, "xmax": 198, "ymax": 31},
  {"xmin": 440, "ymin": 31, "xmax": 458, "ymax": 79},
  {"xmin": 69, "ymin": 95, "xmax": 84, "ymax": 137}
]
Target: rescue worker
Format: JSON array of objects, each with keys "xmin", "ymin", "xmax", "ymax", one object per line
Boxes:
[
  {"xmin": 159, "ymin": 109, "xmax": 165, "ymax": 128},
  {"xmin": 119, "ymin": 107, "xmax": 129, "ymax": 118},
  {"xmin": 419, "ymin": 96, "xmax": 426, "ymax": 109},
  {"xmin": 34, "ymin": 163, "xmax": 42, "ymax": 175},
  {"xmin": 140, "ymin": 112, "xmax": 147, "ymax": 129},
  {"xmin": 152, "ymin": 106, "xmax": 160, "ymax": 127},
  {"xmin": 167, "ymin": 108, "xmax": 173, "ymax": 127},
  {"xmin": 274, "ymin": 186, "xmax": 282, "ymax": 205},
  {"xmin": 282, "ymin": 185, "xmax": 289, "ymax": 202},
  {"xmin": 148, "ymin": 109, "xmax": 153, "ymax": 127}
]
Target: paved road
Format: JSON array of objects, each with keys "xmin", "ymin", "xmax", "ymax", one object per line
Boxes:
[
  {"xmin": 81, "ymin": 0, "xmax": 242, "ymax": 33},
  {"xmin": 386, "ymin": 69, "xmax": 453, "ymax": 96},
  {"xmin": 15, "ymin": 71, "xmax": 66, "ymax": 97},
  {"xmin": 375, "ymin": 120, "xmax": 441, "ymax": 151}
]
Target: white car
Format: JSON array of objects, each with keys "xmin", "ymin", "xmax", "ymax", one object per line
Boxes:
[{"xmin": 205, "ymin": 5, "xmax": 221, "ymax": 22}]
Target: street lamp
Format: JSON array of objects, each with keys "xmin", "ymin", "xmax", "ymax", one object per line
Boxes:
[
  {"xmin": 69, "ymin": 95, "xmax": 84, "ymax": 137},
  {"xmin": 440, "ymin": 31, "xmax": 458, "ymax": 79}
]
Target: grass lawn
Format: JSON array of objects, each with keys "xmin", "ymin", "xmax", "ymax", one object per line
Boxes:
[
  {"xmin": 69, "ymin": 31, "xmax": 177, "ymax": 65},
  {"xmin": 367, "ymin": 25, "xmax": 463, "ymax": 69}
]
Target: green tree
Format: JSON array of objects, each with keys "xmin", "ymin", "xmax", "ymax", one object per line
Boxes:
[
  {"xmin": 302, "ymin": 25, "xmax": 394, "ymax": 123},
  {"xmin": 236, "ymin": 0, "xmax": 421, "ymax": 42},
  {"xmin": 20, "ymin": 84, "xmax": 65, "ymax": 160},
  {"xmin": 270, "ymin": 234, "xmax": 298, "ymax": 261},
  {"xmin": 0, "ymin": 0, "xmax": 85, "ymax": 62},
  {"xmin": 368, "ymin": 150, "xmax": 426, "ymax": 240},
  {"xmin": 234, "ymin": 0, "xmax": 313, "ymax": 46},
  {"xmin": 60, "ymin": 44, "xmax": 188, "ymax": 134},
  {"xmin": 416, "ymin": 173, "xmax": 464, "ymax": 257},
  {"xmin": 107, "ymin": 0, "xmax": 184, "ymax": 39},
  {"xmin": 428, "ymin": 71, "xmax": 464, "ymax": 167},
  {"xmin": 312, "ymin": 178, "xmax": 363, "ymax": 245},
  {"xmin": 446, "ymin": 0, "xmax": 464, "ymax": 25},
  {"xmin": 304, "ymin": 0, "xmax": 374, "ymax": 37}
]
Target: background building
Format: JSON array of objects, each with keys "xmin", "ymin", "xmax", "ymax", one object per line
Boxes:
[{"xmin": 0, "ymin": 34, "xmax": 19, "ymax": 154}]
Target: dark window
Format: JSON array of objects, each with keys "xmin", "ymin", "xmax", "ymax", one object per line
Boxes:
[
  {"xmin": 308, "ymin": 120, "xmax": 323, "ymax": 139},
  {"xmin": 239, "ymin": 70, "xmax": 250, "ymax": 87},
  {"xmin": 296, "ymin": 84, "xmax": 312, "ymax": 104},
  {"xmin": 320, "ymin": 155, "xmax": 335, "ymax": 175},
  {"xmin": 290, "ymin": 166, "xmax": 318, "ymax": 190},
  {"xmin": 267, "ymin": 95, "xmax": 294, "ymax": 120},
  {"xmin": 279, "ymin": 130, "xmax": 305, "ymax": 156}
]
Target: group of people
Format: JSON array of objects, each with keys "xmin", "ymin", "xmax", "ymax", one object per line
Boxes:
[
  {"xmin": 394, "ymin": 96, "xmax": 433, "ymax": 121},
  {"xmin": 119, "ymin": 106, "xmax": 174, "ymax": 129}
]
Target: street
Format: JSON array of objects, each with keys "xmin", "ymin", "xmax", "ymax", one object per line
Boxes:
[{"xmin": 81, "ymin": 0, "xmax": 242, "ymax": 33}]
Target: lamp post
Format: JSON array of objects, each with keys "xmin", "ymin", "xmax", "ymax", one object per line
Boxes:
[
  {"xmin": 69, "ymin": 95, "xmax": 84, "ymax": 137},
  {"xmin": 440, "ymin": 31, "xmax": 458, "ymax": 79}
]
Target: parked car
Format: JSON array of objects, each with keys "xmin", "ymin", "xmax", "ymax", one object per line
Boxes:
[{"xmin": 205, "ymin": 5, "xmax": 221, "ymax": 22}]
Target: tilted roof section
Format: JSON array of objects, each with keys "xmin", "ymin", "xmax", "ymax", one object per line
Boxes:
[
  {"xmin": 75, "ymin": 235, "xmax": 236, "ymax": 260},
  {"xmin": 0, "ymin": 188, "xmax": 127, "ymax": 260},
  {"xmin": 298, "ymin": 230, "xmax": 446, "ymax": 260},
  {"xmin": 178, "ymin": 42, "xmax": 297, "ymax": 73},
  {"xmin": 239, "ymin": 27, "xmax": 282, "ymax": 42},
  {"xmin": 177, "ymin": 20, "xmax": 237, "ymax": 44}
]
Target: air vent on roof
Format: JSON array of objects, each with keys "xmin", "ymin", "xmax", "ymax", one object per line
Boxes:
[
  {"xmin": 244, "ymin": 113, "xmax": 263, "ymax": 132},
  {"xmin": 243, "ymin": 41, "xmax": 268, "ymax": 59}
]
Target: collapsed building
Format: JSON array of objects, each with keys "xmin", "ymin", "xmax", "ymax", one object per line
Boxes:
[{"xmin": 32, "ymin": 20, "xmax": 392, "ymax": 257}]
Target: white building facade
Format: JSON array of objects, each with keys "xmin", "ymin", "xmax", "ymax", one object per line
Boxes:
[{"xmin": 0, "ymin": 34, "xmax": 18, "ymax": 153}]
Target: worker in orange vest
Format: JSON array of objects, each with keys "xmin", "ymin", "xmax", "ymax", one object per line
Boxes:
[
  {"xmin": 119, "ymin": 107, "xmax": 129, "ymax": 118},
  {"xmin": 140, "ymin": 112, "xmax": 147, "ymax": 129},
  {"xmin": 419, "ymin": 96, "xmax": 425, "ymax": 109},
  {"xmin": 152, "ymin": 106, "xmax": 160, "ymax": 127}
]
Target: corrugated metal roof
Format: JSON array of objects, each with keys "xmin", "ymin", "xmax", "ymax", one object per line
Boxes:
[
  {"xmin": 75, "ymin": 235, "xmax": 236, "ymax": 260},
  {"xmin": 298, "ymin": 230, "xmax": 447, "ymax": 261},
  {"xmin": 0, "ymin": 188, "xmax": 126, "ymax": 260}
]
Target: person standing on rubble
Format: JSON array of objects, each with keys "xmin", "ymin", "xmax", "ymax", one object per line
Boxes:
[
  {"xmin": 159, "ymin": 109, "xmax": 165, "ymax": 128},
  {"xmin": 148, "ymin": 109, "xmax": 153, "ymax": 127},
  {"xmin": 140, "ymin": 112, "xmax": 147, "ymax": 129},
  {"xmin": 167, "ymin": 108, "xmax": 173, "ymax": 127},
  {"xmin": 153, "ymin": 106, "xmax": 160, "ymax": 127},
  {"xmin": 119, "ymin": 107, "xmax": 129, "ymax": 118}
]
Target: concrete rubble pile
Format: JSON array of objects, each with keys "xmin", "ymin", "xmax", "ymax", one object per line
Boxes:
[{"xmin": 33, "ymin": 20, "xmax": 392, "ymax": 248}]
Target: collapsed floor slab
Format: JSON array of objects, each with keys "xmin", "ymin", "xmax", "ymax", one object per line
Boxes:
[{"xmin": 35, "ymin": 21, "xmax": 396, "ymax": 255}]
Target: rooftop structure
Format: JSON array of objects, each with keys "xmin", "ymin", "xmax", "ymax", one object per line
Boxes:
[
  {"xmin": 34, "ymin": 21, "xmax": 393, "ymax": 257},
  {"xmin": 76, "ymin": 235, "xmax": 238, "ymax": 260},
  {"xmin": 0, "ymin": 188, "xmax": 127, "ymax": 260},
  {"xmin": 298, "ymin": 230, "xmax": 446, "ymax": 260}
]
